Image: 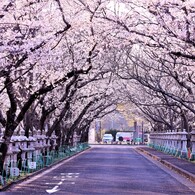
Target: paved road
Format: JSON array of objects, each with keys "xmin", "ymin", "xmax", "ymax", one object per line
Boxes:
[{"xmin": 4, "ymin": 145, "xmax": 195, "ymax": 195}]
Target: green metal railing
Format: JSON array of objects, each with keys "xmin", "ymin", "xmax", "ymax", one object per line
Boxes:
[
  {"xmin": 0, "ymin": 143, "xmax": 89, "ymax": 187},
  {"xmin": 148, "ymin": 142, "xmax": 192, "ymax": 160}
]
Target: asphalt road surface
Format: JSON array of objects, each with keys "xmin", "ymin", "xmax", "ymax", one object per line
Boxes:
[{"xmin": 4, "ymin": 145, "xmax": 195, "ymax": 195}]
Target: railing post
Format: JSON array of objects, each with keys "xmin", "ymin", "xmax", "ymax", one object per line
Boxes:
[
  {"xmin": 180, "ymin": 129, "xmax": 188, "ymax": 159},
  {"xmin": 190, "ymin": 127, "xmax": 195, "ymax": 160}
]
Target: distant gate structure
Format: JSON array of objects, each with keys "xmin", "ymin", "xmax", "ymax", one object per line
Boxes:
[{"xmin": 88, "ymin": 128, "xmax": 96, "ymax": 144}]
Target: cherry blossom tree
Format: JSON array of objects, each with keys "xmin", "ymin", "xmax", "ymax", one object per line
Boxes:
[
  {"xmin": 90, "ymin": 0, "xmax": 195, "ymax": 132},
  {"xmin": 0, "ymin": 0, "xmax": 99, "ymax": 171},
  {"xmin": 0, "ymin": 0, "xmax": 124, "ymax": 171},
  {"xmin": 0, "ymin": 0, "xmax": 194, "ymax": 174}
]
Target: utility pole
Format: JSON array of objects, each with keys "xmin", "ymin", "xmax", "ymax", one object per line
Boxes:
[{"xmin": 142, "ymin": 121, "xmax": 144, "ymax": 144}]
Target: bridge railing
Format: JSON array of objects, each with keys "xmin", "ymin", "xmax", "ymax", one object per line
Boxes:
[{"xmin": 149, "ymin": 129, "xmax": 195, "ymax": 160}]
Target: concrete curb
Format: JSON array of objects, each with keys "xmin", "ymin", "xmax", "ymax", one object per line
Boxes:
[
  {"xmin": 0, "ymin": 147, "xmax": 91, "ymax": 191},
  {"xmin": 160, "ymin": 159, "xmax": 195, "ymax": 184},
  {"xmin": 136, "ymin": 148, "xmax": 195, "ymax": 184}
]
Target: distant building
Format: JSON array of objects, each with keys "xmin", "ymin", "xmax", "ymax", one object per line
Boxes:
[{"xmin": 101, "ymin": 112, "xmax": 130, "ymax": 130}]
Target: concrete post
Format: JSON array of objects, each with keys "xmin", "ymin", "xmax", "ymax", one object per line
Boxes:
[
  {"xmin": 190, "ymin": 127, "xmax": 195, "ymax": 160},
  {"xmin": 27, "ymin": 131, "xmax": 36, "ymax": 164},
  {"xmin": 73, "ymin": 132, "xmax": 77, "ymax": 147},
  {"xmin": 51, "ymin": 132, "xmax": 57, "ymax": 150},
  {"xmin": 180, "ymin": 129, "xmax": 188, "ymax": 158},
  {"xmin": 19, "ymin": 129, "xmax": 29, "ymax": 168},
  {"xmin": 10, "ymin": 131, "xmax": 20, "ymax": 168}
]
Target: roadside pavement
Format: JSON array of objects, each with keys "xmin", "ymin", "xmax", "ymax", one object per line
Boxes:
[{"xmin": 136, "ymin": 147, "xmax": 195, "ymax": 184}]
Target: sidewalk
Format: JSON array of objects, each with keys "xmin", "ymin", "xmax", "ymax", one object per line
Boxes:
[{"xmin": 136, "ymin": 147, "xmax": 195, "ymax": 184}]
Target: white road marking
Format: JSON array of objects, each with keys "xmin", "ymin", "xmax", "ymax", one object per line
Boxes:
[
  {"xmin": 16, "ymin": 154, "xmax": 83, "ymax": 185},
  {"xmin": 46, "ymin": 186, "xmax": 59, "ymax": 194}
]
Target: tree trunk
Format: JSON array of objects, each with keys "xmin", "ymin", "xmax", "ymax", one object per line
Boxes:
[
  {"xmin": 0, "ymin": 125, "xmax": 16, "ymax": 173},
  {"xmin": 55, "ymin": 123, "xmax": 61, "ymax": 149}
]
